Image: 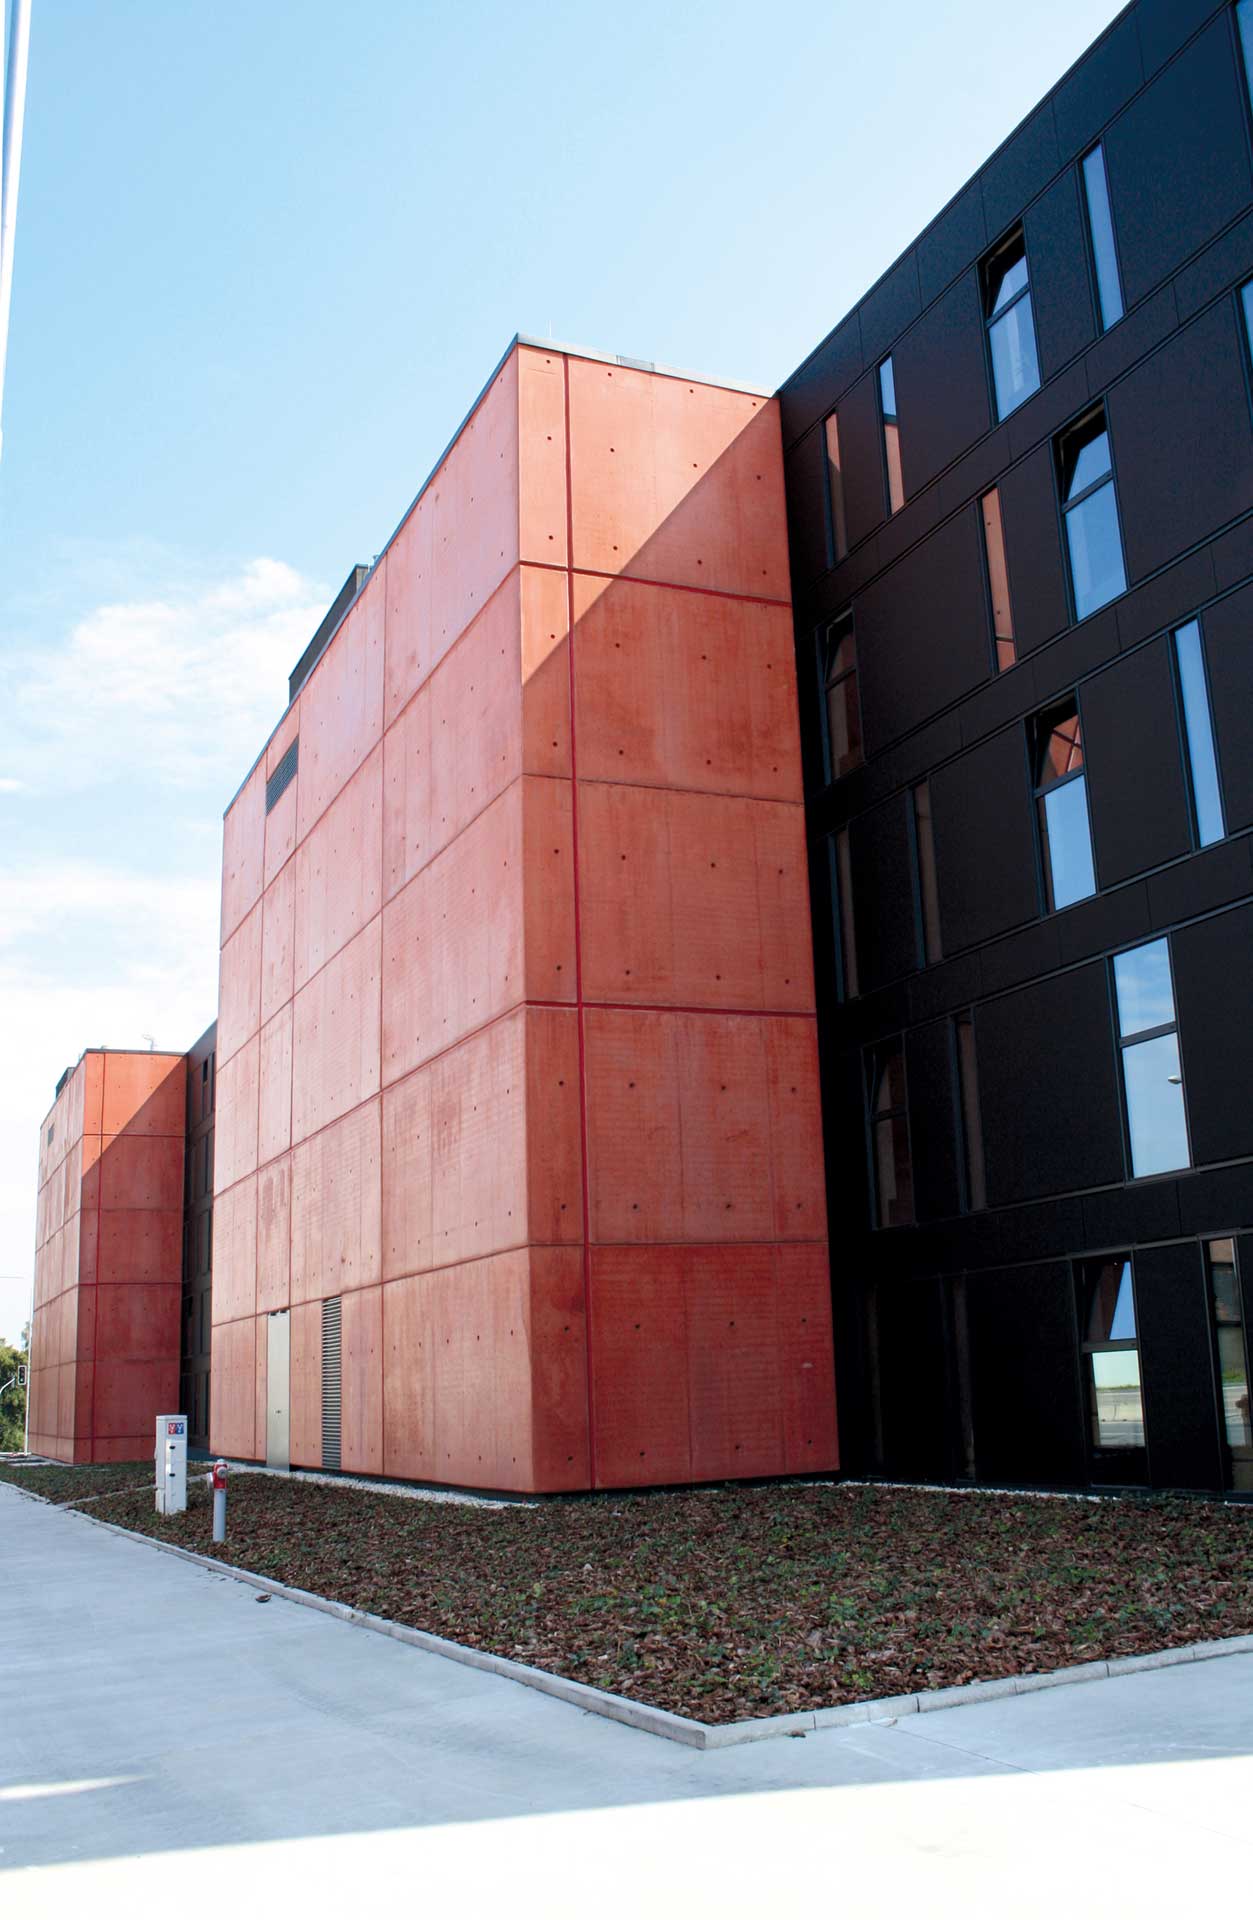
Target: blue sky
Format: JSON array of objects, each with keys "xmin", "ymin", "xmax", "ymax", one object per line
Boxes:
[{"xmin": 0, "ymin": 0, "xmax": 1123, "ymax": 1340}]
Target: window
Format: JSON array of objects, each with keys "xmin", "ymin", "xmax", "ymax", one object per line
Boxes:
[
  {"xmin": 1113, "ymin": 938, "xmax": 1190, "ymax": 1178},
  {"xmin": 954, "ymin": 1012, "xmax": 987, "ymax": 1211},
  {"xmin": 1081, "ymin": 144, "xmax": 1123, "ymax": 331},
  {"xmin": 983, "ymin": 228, "xmax": 1040, "ymax": 419},
  {"xmin": 1239, "ymin": 0, "xmax": 1253, "ymax": 108},
  {"xmin": 1206, "ymin": 1238, "xmax": 1252, "ymax": 1492},
  {"xmin": 1033, "ymin": 698, "xmax": 1096, "ymax": 911},
  {"xmin": 833, "ymin": 827, "xmax": 859, "ymax": 1000},
  {"xmin": 911, "ymin": 781, "xmax": 942, "ymax": 964},
  {"xmin": 1079, "ymin": 1257, "xmax": 1145, "ymax": 1467},
  {"xmin": 879, "ymin": 357, "xmax": 905, "ymax": 514},
  {"xmin": 1242, "ymin": 279, "xmax": 1253, "ymax": 364},
  {"xmin": 824, "ymin": 412, "xmax": 848, "ymax": 564},
  {"xmin": 869, "ymin": 1040, "xmax": 913, "ymax": 1228},
  {"xmin": 980, "ymin": 488, "xmax": 1015, "ymax": 671},
  {"xmin": 1058, "ymin": 407, "xmax": 1126, "ymax": 619},
  {"xmin": 1174, "ymin": 619, "xmax": 1225, "ymax": 848},
  {"xmin": 820, "ymin": 612, "xmax": 861, "ymax": 780}
]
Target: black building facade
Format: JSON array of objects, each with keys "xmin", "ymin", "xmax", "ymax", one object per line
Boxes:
[
  {"xmin": 781, "ymin": 0, "xmax": 1253, "ymax": 1493},
  {"xmin": 181, "ymin": 1021, "xmax": 215, "ymax": 1451}
]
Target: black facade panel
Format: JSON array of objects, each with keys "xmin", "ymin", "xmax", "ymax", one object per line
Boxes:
[
  {"xmin": 1114, "ymin": 545, "xmax": 1217, "ymax": 653},
  {"xmin": 1053, "ymin": 12, "xmax": 1143, "ymax": 160},
  {"xmin": 967, "ymin": 1263, "xmax": 1085, "ymax": 1485},
  {"xmin": 784, "ymin": 426, "xmax": 829, "ymax": 594},
  {"xmin": 906, "ymin": 1020, "xmax": 962, "ymax": 1223},
  {"xmin": 872, "ymin": 1275, "xmax": 951, "ymax": 1478},
  {"xmin": 859, "ymin": 253, "xmax": 922, "ymax": 369},
  {"xmin": 856, "ymin": 509, "xmax": 990, "ymax": 753},
  {"xmin": 1180, "ymin": 1164, "xmax": 1253, "ymax": 1234},
  {"xmin": 1081, "ymin": 637, "xmax": 1192, "ymax": 887},
  {"xmin": 894, "ymin": 272, "xmax": 990, "ymax": 498},
  {"xmin": 848, "ymin": 793, "xmax": 918, "ymax": 993},
  {"xmin": 917, "ymin": 180, "xmax": 987, "ymax": 308},
  {"xmin": 999, "ymin": 446, "xmax": 1070, "ymax": 654},
  {"xmin": 981, "ymin": 105, "xmax": 1061, "ymax": 245},
  {"xmin": 930, "ymin": 728, "xmax": 1038, "ymax": 955},
  {"xmin": 838, "ymin": 372, "xmax": 887, "ymax": 554},
  {"xmin": 779, "ymin": 313, "xmax": 863, "ymax": 450},
  {"xmin": 1135, "ymin": 0, "xmax": 1226, "ymax": 77},
  {"xmin": 977, "ymin": 963, "xmax": 1124, "ymax": 1206},
  {"xmin": 1105, "ymin": 19, "xmax": 1253, "ymax": 311},
  {"xmin": 1146, "ymin": 834, "xmax": 1253, "ymax": 930},
  {"xmin": 1173, "ymin": 207, "xmax": 1253, "ymax": 324},
  {"xmin": 1199, "ymin": 580, "xmax": 1253, "ymax": 831},
  {"xmin": 1081, "ymin": 1175, "xmax": 1181, "ymax": 1251},
  {"xmin": 1025, "ymin": 169, "xmax": 1097, "ymax": 380},
  {"xmin": 1135, "ymin": 1240, "xmax": 1224, "ymax": 1490},
  {"xmin": 1109, "ymin": 301, "xmax": 1253, "ymax": 583},
  {"xmin": 1173, "ymin": 900, "xmax": 1253, "ymax": 1164}
]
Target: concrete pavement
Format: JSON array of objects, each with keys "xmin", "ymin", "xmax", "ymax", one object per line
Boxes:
[{"xmin": 2, "ymin": 1482, "xmax": 1250, "ymax": 1915}]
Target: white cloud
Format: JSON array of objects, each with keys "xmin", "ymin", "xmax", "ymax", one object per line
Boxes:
[
  {"xmin": 2, "ymin": 555, "xmax": 329, "ymax": 796},
  {"xmin": 0, "ymin": 550, "xmax": 328, "ymax": 1342}
]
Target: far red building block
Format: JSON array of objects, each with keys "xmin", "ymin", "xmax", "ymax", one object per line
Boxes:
[{"xmin": 28, "ymin": 1050, "xmax": 186, "ymax": 1463}]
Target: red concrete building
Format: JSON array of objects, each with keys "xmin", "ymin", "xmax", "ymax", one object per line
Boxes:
[
  {"xmin": 211, "ymin": 338, "xmax": 837, "ymax": 1492},
  {"xmin": 28, "ymin": 1050, "xmax": 186, "ymax": 1463}
]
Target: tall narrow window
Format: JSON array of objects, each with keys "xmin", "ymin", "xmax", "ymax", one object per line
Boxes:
[
  {"xmin": 1079, "ymin": 1257, "xmax": 1146, "ymax": 1471},
  {"xmin": 820, "ymin": 611, "xmax": 861, "ymax": 780},
  {"xmin": 980, "ymin": 488, "xmax": 1015, "ymax": 671},
  {"xmin": 1058, "ymin": 408, "xmax": 1126, "ymax": 618},
  {"xmin": 879, "ymin": 356, "xmax": 905, "ymax": 514},
  {"xmin": 1238, "ymin": 0, "xmax": 1253, "ymax": 108},
  {"xmin": 1206, "ymin": 1238, "xmax": 1252, "ymax": 1491},
  {"xmin": 869, "ymin": 1040, "xmax": 913, "ymax": 1229},
  {"xmin": 911, "ymin": 781, "xmax": 942, "ymax": 965},
  {"xmin": 983, "ymin": 228, "xmax": 1040, "ymax": 419},
  {"xmin": 824, "ymin": 412, "xmax": 848, "ymax": 564},
  {"xmin": 1174, "ymin": 619, "xmax": 1225, "ymax": 848},
  {"xmin": 954, "ymin": 1012, "xmax": 987, "ymax": 1211},
  {"xmin": 1241, "ymin": 279, "xmax": 1253, "ymax": 363},
  {"xmin": 1113, "ymin": 938, "xmax": 1190, "ymax": 1178},
  {"xmin": 833, "ymin": 827, "xmax": 859, "ymax": 1000},
  {"xmin": 1081, "ymin": 144, "xmax": 1123, "ymax": 331},
  {"xmin": 1033, "ymin": 698, "xmax": 1096, "ymax": 911}
]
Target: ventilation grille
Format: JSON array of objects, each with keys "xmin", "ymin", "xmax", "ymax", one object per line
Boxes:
[
  {"xmin": 266, "ymin": 739, "xmax": 298, "ymax": 814},
  {"xmin": 321, "ymin": 1296, "xmax": 342, "ymax": 1471}
]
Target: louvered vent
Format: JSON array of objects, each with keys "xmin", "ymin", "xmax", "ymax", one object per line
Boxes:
[
  {"xmin": 266, "ymin": 739, "xmax": 298, "ymax": 814},
  {"xmin": 321, "ymin": 1296, "xmax": 342, "ymax": 1471}
]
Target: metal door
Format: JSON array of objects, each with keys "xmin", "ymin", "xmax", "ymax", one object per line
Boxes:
[{"xmin": 266, "ymin": 1310, "xmax": 290, "ymax": 1470}]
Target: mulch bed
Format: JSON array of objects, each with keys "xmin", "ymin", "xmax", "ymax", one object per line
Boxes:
[
  {"xmin": 0, "ymin": 1461, "xmax": 154, "ymax": 1504},
  {"xmin": 4, "ymin": 1465, "xmax": 1251, "ymax": 1723}
]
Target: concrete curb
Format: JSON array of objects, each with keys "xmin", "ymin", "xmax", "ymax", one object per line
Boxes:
[{"xmin": 11, "ymin": 1484, "xmax": 1253, "ymax": 1750}]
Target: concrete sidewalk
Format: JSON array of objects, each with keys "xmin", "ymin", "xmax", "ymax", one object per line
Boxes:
[{"xmin": 2, "ymin": 1484, "xmax": 1249, "ymax": 1915}]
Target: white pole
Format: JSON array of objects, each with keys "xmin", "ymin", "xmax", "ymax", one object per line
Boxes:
[{"xmin": 0, "ymin": 0, "xmax": 32, "ymax": 463}]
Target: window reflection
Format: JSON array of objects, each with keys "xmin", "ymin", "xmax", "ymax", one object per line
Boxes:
[
  {"xmin": 879, "ymin": 357, "xmax": 904, "ymax": 514},
  {"xmin": 1174, "ymin": 621, "xmax": 1225, "ymax": 849},
  {"xmin": 1033, "ymin": 699, "xmax": 1096, "ymax": 911},
  {"xmin": 1057, "ymin": 409, "xmax": 1126, "ymax": 619},
  {"xmin": 824, "ymin": 412, "xmax": 848, "ymax": 564},
  {"xmin": 1113, "ymin": 938, "xmax": 1190, "ymax": 1179},
  {"xmin": 983, "ymin": 229, "xmax": 1040, "ymax": 419},
  {"xmin": 1206, "ymin": 1238, "xmax": 1252, "ymax": 1492},
  {"xmin": 1080, "ymin": 1258, "xmax": 1145, "ymax": 1463},
  {"xmin": 821, "ymin": 612, "xmax": 861, "ymax": 780},
  {"xmin": 981, "ymin": 488, "xmax": 1015, "ymax": 670},
  {"xmin": 1081, "ymin": 145, "xmax": 1124, "ymax": 331},
  {"xmin": 870, "ymin": 1040, "xmax": 913, "ymax": 1229}
]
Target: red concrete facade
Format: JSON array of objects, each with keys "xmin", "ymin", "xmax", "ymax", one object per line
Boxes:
[
  {"xmin": 213, "ymin": 341, "xmax": 837, "ymax": 1491},
  {"xmin": 28, "ymin": 1050, "xmax": 186, "ymax": 1462}
]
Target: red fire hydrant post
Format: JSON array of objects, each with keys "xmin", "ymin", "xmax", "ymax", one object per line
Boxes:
[{"xmin": 210, "ymin": 1458, "xmax": 228, "ymax": 1543}]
